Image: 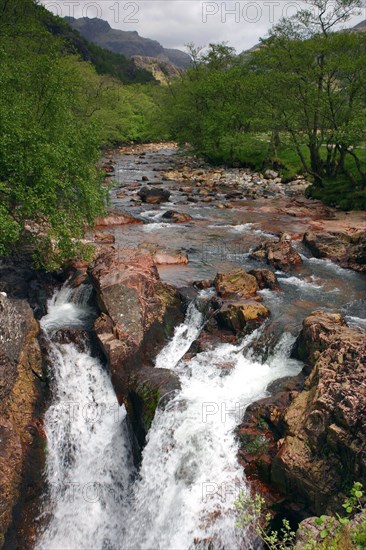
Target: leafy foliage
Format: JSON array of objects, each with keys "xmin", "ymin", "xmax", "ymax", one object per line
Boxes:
[
  {"xmin": 160, "ymin": 0, "xmax": 366, "ymax": 208},
  {"xmin": 0, "ymin": 0, "xmax": 161, "ymax": 268},
  {"xmin": 235, "ymin": 482, "xmax": 366, "ymax": 549}
]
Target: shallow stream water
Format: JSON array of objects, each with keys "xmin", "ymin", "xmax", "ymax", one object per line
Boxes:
[{"xmin": 36, "ymin": 146, "xmax": 365, "ymax": 549}]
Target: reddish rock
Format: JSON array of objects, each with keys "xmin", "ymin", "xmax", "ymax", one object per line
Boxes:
[
  {"xmin": 95, "ymin": 209, "xmax": 142, "ymax": 227},
  {"xmin": 250, "ymin": 234, "xmax": 303, "ymax": 271},
  {"xmin": 65, "ymin": 260, "xmax": 89, "ymax": 288},
  {"xmin": 303, "ymin": 230, "xmax": 366, "ymax": 272},
  {"xmin": 238, "ymin": 311, "xmax": 366, "ymax": 517},
  {"xmin": 88, "ymin": 249, "xmax": 184, "ymax": 407},
  {"xmin": 94, "ymin": 231, "xmax": 115, "ymax": 244},
  {"xmin": 249, "ymin": 268, "xmax": 280, "ymax": 291},
  {"xmin": 214, "ymin": 268, "xmax": 258, "ymax": 298},
  {"xmin": 138, "ymin": 242, "xmax": 189, "ymax": 265},
  {"xmin": 138, "ymin": 186, "xmax": 170, "ymax": 204},
  {"xmin": 0, "ymin": 295, "xmax": 43, "ymax": 547},
  {"xmin": 217, "ymin": 301, "xmax": 270, "ymax": 334},
  {"xmin": 193, "ymin": 279, "xmax": 214, "ymax": 290},
  {"xmin": 161, "ymin": 210, "xmax": 193, "ymax": 223}
]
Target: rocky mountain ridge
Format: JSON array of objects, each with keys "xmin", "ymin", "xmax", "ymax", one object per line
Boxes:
[{"xmin": 65, "ymin": 17, "xmax": 192, "ymax": 69}]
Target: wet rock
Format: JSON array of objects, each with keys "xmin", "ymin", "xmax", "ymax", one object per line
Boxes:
[
  {"xmin": 138, "ymin": 186, "xmax": 171, "ymax": 204},
  {"xmin": 52, "ymin": 328, "xmax": 90, "ymax": 353},
  {"xmin": 138, "ymin": 242, "xmax": 188, "ymax": 265},
  {"xmin": 225, "ymin": 191, "xmax": 242, "ymax": 199},
  {"xmin": 161, "ymin": 210, "xmax": 193, "ymax": 223},
  {"xmin": 95, "ymin": 209, "xmax": 142, "ymax": 226},
  {"xmin": 248, "ymin": 269, "xmax": 280, "ymax": 291},
  {"xmin": 126, "ymin": 367, "xmax": 181, "ymax": 447},
  {"xmin": 193, "ymin": 279, "xmax": 214, "ymax": 290},
  {"xmin": 250, "ymin": 234, "xmax": 302, "ymax": 271},
  {"xmin": 217, "ymin": 301, "xmax": 270, "ymax": 334},
  {"xmin": 214, "ymin": 268, "xmax": 258, "ymax": 298},
  {"xmin": 89, "ymin": 248, "xmax": 184, "ymax": 402},
  {"xmin": 303, "ymin": 230, "xmax": 366, "ymax": 272},
  {"xmin": 0, "ymin": 295, "xmax": 43, "ymax": 547},
  {"xmin": 238, "ymin": 311, "xmax": 366, "ymax": 517},
  {"xmin": 65, "ymin": 260, "xmax": 89, "ymax": 288}
]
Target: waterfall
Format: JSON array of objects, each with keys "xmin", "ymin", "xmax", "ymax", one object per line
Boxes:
[
  {"xmin": 37, "ymin": 285, "xmax": 302, "ymax": 550},
  {"xmin": 123, "ymin": 309, "xmax": 301, "ymax": 550},
  {"xmin": 36, "ymin": 285, "xmax": 135, "ymax": 550}
]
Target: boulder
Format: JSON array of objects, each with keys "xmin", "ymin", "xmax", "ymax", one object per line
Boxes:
[
  {"xmin": 95, "ymin": 209, "xmax": 142, "ymax": 226},
  {"xmin": 138, "ymin": 186, "xmax": 171, "ymax": 204},
  {"xmin": 217, "ymin": 301, "xmax": 270, "ymax": 334},
  {"xmin": 292, "ymin": 310, "xmax": 348, "ymax": 366},
  {"xmin": 88, "ymin": 249, "xmax": 184, "ymax": 403},
  {"xmin": 238, "ymin": 311, "xmax": 366, "ymax": 517},
  {"xmin": 303, "ymin": 230, "xmax": 366, "ymax": 272},
  {"xmin": 248, "ymin": 268, "xmax": 280, "ymax": 291},
  {"xmin": 161, "ymin": 210, "xmax": 193, "ymax": 223},
  {"xmin": 193, "ymin": 279, "xmax": 214, "ymax": 290},
  {"xmin": 250, "ymin": 234, "xmax": 302, "ymax": 271},
  {"xmin": 214, "ymin": 268, "xmax": 258, "ymax": 298},
  {"xmin": 125, "ymin": 367, "xmax": 181, "ymax": 447},
  {"xmin": 66, "ymin": 260, "xmax": 89, "ymax": 288},
  {"xmin": 138, "ymin": 243, "xmax": 189, "ymax": 265}
]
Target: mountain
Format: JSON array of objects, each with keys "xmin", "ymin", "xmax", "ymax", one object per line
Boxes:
[
  {"xmin": 40, "ymin": 10, "xmax": 156, "ymax": 84},
  {"xmin": 65, "ymin": 17, "xmax": 192, "ymax": 69},
  {"xmin": 352, "ymin": 19, "xmax": 366, "ymax": 32}
]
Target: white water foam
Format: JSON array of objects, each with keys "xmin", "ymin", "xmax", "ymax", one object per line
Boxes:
[
  {"xmin": 123, "ymin": 312, "xmax": 302, "ymax": 550},
  {"xmin": 277, "ymin": 275, "xmax": 324, "ymax": 291},
  {"xmin": 38, "ymin": 286, "xmax": 302, "ymax": 550},
  {"xmin": 142, "ymin": 222, "xmax": 175, "ymax": 231},
  {"xmin": 37, "ymin": 286, "xmax": 134, "ymax": 550},
  {"xmin": 208, "ymin": 223, "xmax": 273, "ymax": 238},
  {"xmin": 345, "ymin": 315, "xmax": 366, "ymax": 330}
]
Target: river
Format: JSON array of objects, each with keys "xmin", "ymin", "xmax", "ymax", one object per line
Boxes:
[{"xmin": 35, "ymin": 145, "xmax": 366, "ymax": 550}]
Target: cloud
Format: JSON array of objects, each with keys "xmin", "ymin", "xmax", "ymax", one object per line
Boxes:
[{"xmin": 41, "ymin": 0, "xmax": 366, "ymax": 53}]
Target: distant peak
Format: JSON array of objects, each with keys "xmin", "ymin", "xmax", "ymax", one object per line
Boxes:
[{"xmin": 77, "ymin": 17, "xmax": 111, "ymax": 33}]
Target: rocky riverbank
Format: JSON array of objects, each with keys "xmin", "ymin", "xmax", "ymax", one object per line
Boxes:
[
  {"xmin": 1, "ymin": 142, "xmax": 365, "ymax": 548},
  {"xmin": 0, "ymin": 293, "xmax": 44, "ymax": 548},
  {"xmin": 238, "ymin": 311, "xmax": 366, "ymax": 520}
]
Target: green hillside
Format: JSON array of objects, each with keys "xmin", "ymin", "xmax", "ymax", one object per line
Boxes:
[{"xmin": 40, "ymin": 7, "xmax": 156, "ymax": 84}]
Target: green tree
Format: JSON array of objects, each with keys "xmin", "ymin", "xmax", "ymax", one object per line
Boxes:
[
  {"xmin": 0, "ymin": 0, "xmax": 106, "ymax": 267},
  {"xmin": 253, "ymin": 0, "xmax": 366, "ymax": 186}
]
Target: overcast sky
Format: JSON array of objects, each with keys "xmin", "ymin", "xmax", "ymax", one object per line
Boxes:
[{"xmin": 41, "ymin": 0, "xmax": 366, "ymax": 53}]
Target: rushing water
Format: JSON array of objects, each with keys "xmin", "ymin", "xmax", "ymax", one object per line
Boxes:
[
  {"xmin": 37, "ymin": 285, "xmax": 302, "ymax": 550},
  {"xmin": 36, "ymin": 146, "xmax": 365, "ymax": 549},
  {"xmin": 37, "ymin": 286, "xmax": 135, "ymax": 550}
]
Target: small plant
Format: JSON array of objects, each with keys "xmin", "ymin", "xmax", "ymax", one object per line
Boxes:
[
  {"xmin": 234, "ymin": 492, "xmax": 296, "ymax": 549},
  {"xmin": 234, "ymin": 483, "xmax": 366, "ymax": 549}
]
